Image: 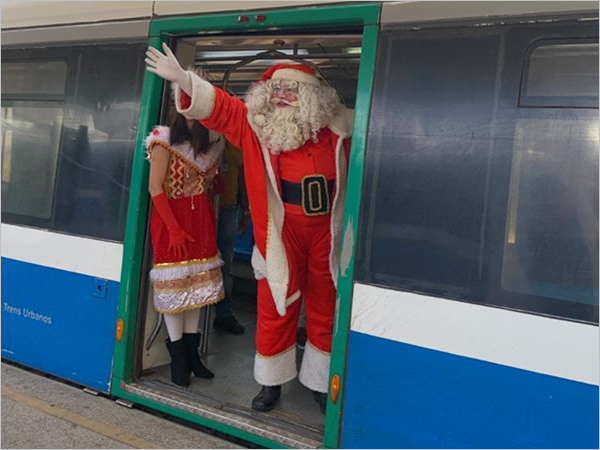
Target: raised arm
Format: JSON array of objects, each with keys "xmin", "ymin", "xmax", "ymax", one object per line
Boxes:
[
  {"xmin": 146, "ymin": 43, "xmax": 192, "ymax": 96},
  {"xmin": 145, "ymin": 44, "xmax": 247, "ymax": 149}
]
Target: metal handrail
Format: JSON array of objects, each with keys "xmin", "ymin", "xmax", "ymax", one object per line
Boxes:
[{"xmin": 218, "ymin": 48, "xmax": 346, "ymax": 104}]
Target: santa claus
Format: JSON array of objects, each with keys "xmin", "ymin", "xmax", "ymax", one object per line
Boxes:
[{"xmin": 146, "ymin": 44, "xmax": 353, "ymax": 414}]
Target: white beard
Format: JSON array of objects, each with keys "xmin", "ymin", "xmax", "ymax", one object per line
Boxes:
[
  {"xmin": 246, "ymin": 79, "xmax": 341, "ymax": 154},
  {"xmin": 257, "ymin": 107, "xmax": 307, "ymax": 154}
]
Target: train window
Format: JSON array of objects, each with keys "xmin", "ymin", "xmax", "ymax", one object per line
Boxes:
[
  {"xmin": 502, "ymin": 117, "xmax": 598, "ymax": 306},
  {"xmin": 1, "ymin": 43, "xmax": 145, "ymax": 241},
  {"xmin": 51, "ymin": 44, "xmax": 145, "ymax": 241},
  {"xmin": 2, "ymin": 60, "xmax": 67, "ymax": 220},
  {"xmin": 520, "ymin": 42, "xmax": 599, "ymax": 108},
  {"xmin": 2, "ymin": 60, "xmax": 68, "ymax": 97},
  {"xmin": 355, "ymin": 23, "xmax": 598, "ymax": 323},
  {"xmin": 1, "ymin": 102, "xmax": 64, "ymax": 219},
  {"xmin": 355, "ymin": 29, "xmax": 502, "ymax": 298}
]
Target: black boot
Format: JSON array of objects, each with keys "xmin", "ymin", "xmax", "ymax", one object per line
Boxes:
[
  {"xmin": 182, "ymin": 333, "xmax": 214, "ymax": 379},
  {"xmin": 165, "ymin": 338, "xmax": 190, "ymax": 387},
  {"xmin": 313, "ymin": 391, "xmax": 327, "ymax": 414},
  {"xmin": 251, "ymin": 385, "xmax": 281, "ymax": 412}
]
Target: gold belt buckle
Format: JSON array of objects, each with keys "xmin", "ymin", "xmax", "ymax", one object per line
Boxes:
[{"xmin": 301, "ymin": 174, "xmax": 330, "ymax": 216}]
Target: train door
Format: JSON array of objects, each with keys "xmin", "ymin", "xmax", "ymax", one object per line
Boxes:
[
  {"xmin": 111, "ymin": 4, "xmax": 380, "ymax": 448},
  {"xmin": 341, "ymin": 4, "xmax": 598, "ymax": 448}
]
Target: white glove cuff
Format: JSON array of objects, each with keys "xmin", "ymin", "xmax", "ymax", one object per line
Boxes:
[{"xmin": 174, "ymin": 71, "xmax": 216, "ymax": 121}]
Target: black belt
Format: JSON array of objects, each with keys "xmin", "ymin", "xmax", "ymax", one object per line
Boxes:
[{"xmin": 281, "ymin": 176, "xmax": 334, "ymax": 216}]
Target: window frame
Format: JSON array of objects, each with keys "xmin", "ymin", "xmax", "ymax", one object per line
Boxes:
[{"xmin": 518, "ymin": 37, "xmax": 599, "ymax": 109}]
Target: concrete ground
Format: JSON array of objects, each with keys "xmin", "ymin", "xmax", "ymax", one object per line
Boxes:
[{"xmin": 1, "ymin": 362, "xmax": 247, "ymax": 449}]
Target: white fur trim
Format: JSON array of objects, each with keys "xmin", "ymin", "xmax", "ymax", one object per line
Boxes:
[
  {"xmin": 243, "ymin": 115, "xmax": 292, "ymax": 315},
  {"xmin": 251, "ymin": 243, "xmax": 300, "ymax": 305},
  {"xmin": 259, "ymin": 143, "xmax": 290, "ymax": 317},
  {"xmin": 170, "ymin": 79, "xmax": 180, "ymax": 105},
  {"xmin": 198, "ymin": 137, "xmax": 224, "ymax": 171},
  {"xmin": 247, "ymin": 110, "xmax": 262, "ymax": 137},
  {"xmin": 329, "ymin": 106, "xmax": 354, "ymax": 137},
  {"xmin": 175, "ymin": 71, "xmax": 216, "ymax": 120},
  {"xmin": 173, "ymin": 137, "xmax": 224, "ymax": 173},
  {"xmin": 328, "ymin": 134, "xmax": 349, "ymax": 288},
  {"xmin": 272, "ymin": 68, "xmax": 320, "ymax": 86},
  {"xmin": 251, "ymin": 245, "xmax": 266, "ymax": 280},
  {"xmin": 254, "ymin": 345, "xmax": 297, "ymax": 386},
  {"xmin": 144, "ymin": 125, "xmax": 170, "ymax": 150},
  {"xmin": 298, "ymin": 340, "xmax": 331, "ymax": 393}
]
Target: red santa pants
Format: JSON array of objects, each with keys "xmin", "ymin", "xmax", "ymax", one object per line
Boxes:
[{"xmin": 254, "ymin": 210, "xmax": 336, "ymax": 392}]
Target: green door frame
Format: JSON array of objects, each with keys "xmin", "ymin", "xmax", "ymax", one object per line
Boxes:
[
  {"xmin": 324, "ymin": 22, "xmax": 378, "ymax": 450},
  {"xmin": 111, "ymin": 3, "xmax": 380, "ymax": 448}
]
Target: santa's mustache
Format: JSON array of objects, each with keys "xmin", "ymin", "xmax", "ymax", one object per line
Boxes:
[{"xmin": 270, "ymin": 97, "xmax": 298, "ymax": 107}]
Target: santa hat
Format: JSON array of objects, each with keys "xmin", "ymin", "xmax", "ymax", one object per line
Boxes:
[{"xmin": 260, "ymin": 63, "xmax": 321, "ymax": 86}]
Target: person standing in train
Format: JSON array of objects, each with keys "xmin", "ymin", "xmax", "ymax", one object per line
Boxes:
[
  {"xmin": 145, "ymin": 111, "xmax": 225, "ymax": 387},
  {"xmin": 146, "ymin": 44, "xmax": 353, "ymax": 414},
  {"xmin": 212, "ymin": 140, "xmax": 249, "ymax": 335}
]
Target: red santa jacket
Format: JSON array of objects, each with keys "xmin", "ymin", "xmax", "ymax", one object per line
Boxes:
[{"xmin": 175, "ymin": 72, "xmax": 353, "ymax": 316}]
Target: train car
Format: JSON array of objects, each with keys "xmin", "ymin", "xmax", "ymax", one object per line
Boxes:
[
  {"xmin": 1, "ymin": 1, "xmax": 598, "ymax": 448},
  {"xmin": 1, "ymin": 1, "xmax": 149, "ymax": 391}
]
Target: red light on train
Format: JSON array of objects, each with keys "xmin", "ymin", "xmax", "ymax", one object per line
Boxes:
[
  {"xmin": 238, "ymin": 15, "xmax": 249, "ymax": 22},
  {"xmin": 255, "ymin": 15, "xmax": 267, "ymax": 22}
]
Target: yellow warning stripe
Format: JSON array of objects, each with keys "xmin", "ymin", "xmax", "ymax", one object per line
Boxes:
[{"xmin": 1, "ymin": 385, "xmax": 163, "ymax": 449}]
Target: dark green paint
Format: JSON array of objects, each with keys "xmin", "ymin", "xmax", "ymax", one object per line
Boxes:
[{"xmin": 323, "ymin": 24, "xmax": 379, "ymax": 449}]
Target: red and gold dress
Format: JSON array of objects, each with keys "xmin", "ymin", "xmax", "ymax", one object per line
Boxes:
[{"xmin": 144, "ymin": 126, "xmax": 224, "ymax": 314}]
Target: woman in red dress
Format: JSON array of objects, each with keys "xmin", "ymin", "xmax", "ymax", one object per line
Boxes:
[{"xmin": 145, "ymin": 113, "xmax": 224, "ymax": 387}]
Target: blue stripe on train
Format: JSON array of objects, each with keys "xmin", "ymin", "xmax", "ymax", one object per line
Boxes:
[
  {"xmin": 341, "ymin": 331, "xmax": 598, "ymax": 449},
  {"xmin": 1, "ymin": 257, "xmax": 119, "ymax": 392}
]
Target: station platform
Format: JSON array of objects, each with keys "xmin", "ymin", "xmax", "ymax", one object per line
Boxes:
[{"xmin": 1, "ymin": 362, "xmax": 249, "ymax": 449}]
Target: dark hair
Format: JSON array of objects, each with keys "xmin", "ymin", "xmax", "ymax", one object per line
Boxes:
[{"xmin": 169, "ymin": 113, "xmax": 210, "ymax": 159}]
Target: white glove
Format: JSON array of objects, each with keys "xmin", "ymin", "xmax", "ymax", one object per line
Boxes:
[{"xmin": 145, "ymin": 43, "xmax": 192, "ymax": 95}]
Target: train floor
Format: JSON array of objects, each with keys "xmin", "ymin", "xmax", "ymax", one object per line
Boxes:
[{"xmin": 140, "ymin": 258, "xmax": 326, "ymax": 438}]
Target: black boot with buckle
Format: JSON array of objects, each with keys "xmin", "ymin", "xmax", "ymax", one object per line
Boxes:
[
  {"xmin": 182, "ymin": 333, "xmax": 214, "ymax": 379},
  {"xmin": 165, "ymin": 338, "xmax": 190, "ymax": 387},
  {"xmin": 251, "ymin": 385, "xmax": 281, "ymax": 412}
]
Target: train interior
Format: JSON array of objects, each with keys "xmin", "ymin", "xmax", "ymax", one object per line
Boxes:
[{"xmin": 134, "ymin": 31, "xmax": 362, "ymax": 447}]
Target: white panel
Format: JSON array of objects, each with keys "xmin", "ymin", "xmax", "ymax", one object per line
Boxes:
[
  {"xmin": 153, "ymin": 1, "xmax": 326, "ymax": 16},
  {"xmin": 1, "ymin": 224, "xmax": 123, "ymax": 282},
  {"xmin": 1, "ymin": 1, "xmax": 152, "ymax": 29},
  {"xmin": 351, "ymin": 283, "xmax": 599, "ymax": 386},
  {"xmin": 382, "ymin": 1, "xmax": 598, "ymax": 24}
]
